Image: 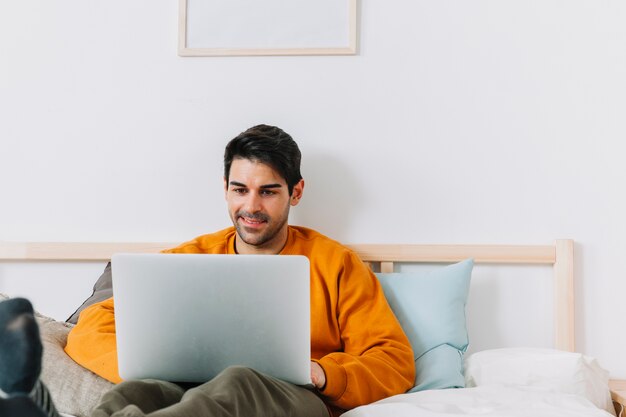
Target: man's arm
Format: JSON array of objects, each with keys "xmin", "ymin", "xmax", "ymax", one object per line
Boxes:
[
  {"xmin": 314, "ymin": 251, "xmax": 415, "ymax": 410},
  {"xmin": 64, "ymin": 297, "xmax": 122, "ymax": 384}
]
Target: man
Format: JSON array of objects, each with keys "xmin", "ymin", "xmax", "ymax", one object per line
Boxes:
[{"xmin": 3, "ymin": 125, "xmax": 415, "ymax": 417}]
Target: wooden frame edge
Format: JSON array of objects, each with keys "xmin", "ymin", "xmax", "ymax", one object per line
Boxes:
[
  {"xmin": 177, "ymin": 0, "xmax": 358, "ymax": 57},
  {"xmin": 179, "ymin": 47, "xmax": 356, "ymax": 57},
  {"xmin": 0, "ymin": 241, "xmax": 564, "ymax": 264},
  {"xmin": 347, "ymin": 244, "xmax": 556, "ymax": 264},
  {"xmin": 0, "ymin": 242, "xmax": 174, "ymax": 261},
  {"xmin": 177, "ymin": 0, "xmax": 187, "ymax": 55}
]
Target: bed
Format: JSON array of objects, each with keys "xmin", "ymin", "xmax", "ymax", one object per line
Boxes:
[{"xmin": 0, "ymin": 239, "xmax": 623, "ymax": 417}]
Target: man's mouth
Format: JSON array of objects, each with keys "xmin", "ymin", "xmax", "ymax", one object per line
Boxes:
[
  {"xmin": 241, "ymin": 217, "xmax": 265, "ymax": 225},
  {"xmin": 237, "ymin": 213, "xmax": 269, "ymax": 228}
]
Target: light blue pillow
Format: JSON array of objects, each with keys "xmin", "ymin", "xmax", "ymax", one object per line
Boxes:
[{"xmin": 376, "ymin": 258, "xmax": 473, "ymax": 392}]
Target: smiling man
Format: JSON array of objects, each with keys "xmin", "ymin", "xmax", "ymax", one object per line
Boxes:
[
  {"xmin": 226, "ymin": 157, "xmax": 302, "ymax": 254},
  {"xmin": 11, "ymin": 125, "xmax": 415, "ymax": 417}
]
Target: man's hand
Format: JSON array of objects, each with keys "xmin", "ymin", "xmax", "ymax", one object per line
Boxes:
[{"xmin": 310, "ymin": 361, "xmax": 326, "ymax": 390}]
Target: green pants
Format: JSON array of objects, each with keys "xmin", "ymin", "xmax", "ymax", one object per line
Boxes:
[{"xmin": 91, "ymin": 366, "xmax": 330, "ymax": 417}]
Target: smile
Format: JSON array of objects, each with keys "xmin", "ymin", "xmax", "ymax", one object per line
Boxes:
[
  {"xmin": 242, "ymin": 217, "xmax": 264, "ymax": 224},
  {"xmin": 239, "ymin": 216, "xmax": 267, "ymax": 227}
]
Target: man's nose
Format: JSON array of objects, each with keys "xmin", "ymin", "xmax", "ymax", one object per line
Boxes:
[{"xmin": 243, "ymin": 192, "xmax": 262, "ymax": 212}]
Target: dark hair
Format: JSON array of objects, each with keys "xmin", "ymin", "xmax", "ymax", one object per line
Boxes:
[{"xmin": 224, "ymin": 125, "xmax": 303, "ymax": 195}]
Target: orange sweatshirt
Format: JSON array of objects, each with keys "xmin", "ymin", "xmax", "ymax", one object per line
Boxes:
[{"xmin": 65, "ymin": 226, "xmax": 415, "ymax": 412}]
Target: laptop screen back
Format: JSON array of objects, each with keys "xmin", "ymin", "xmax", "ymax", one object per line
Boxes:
[{"xmin": 111, "ymin": 253, "xmax": 311, "ymax": 385}]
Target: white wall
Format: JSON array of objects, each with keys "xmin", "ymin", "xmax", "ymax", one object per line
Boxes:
[{"xmin": 1, "ymin": 1, "xmax": 625, "ymax": 377}]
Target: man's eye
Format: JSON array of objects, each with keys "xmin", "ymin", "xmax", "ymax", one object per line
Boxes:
[
  {"xmin": 233, "ymin": 188, "xmax": 247, "ymax": 194},
  {"xmin": 260, "ymin": 190, "xmax": 276, "ymax": 196}
]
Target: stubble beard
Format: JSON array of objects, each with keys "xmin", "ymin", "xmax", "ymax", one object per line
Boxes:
[{"xmin": 233, "ymin": 208, "xmax": 290, "ymax": 248}]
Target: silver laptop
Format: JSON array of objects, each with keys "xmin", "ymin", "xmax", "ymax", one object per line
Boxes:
[{"xmin": 111, "ymin": 253, "xmax": 311, "ymax": 385}]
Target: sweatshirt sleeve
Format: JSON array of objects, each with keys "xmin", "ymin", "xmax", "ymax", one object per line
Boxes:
[
  {"xmin": 64, "ymin": 297, "xmax": 122, "ymax": 384},
  {"xmin": 315, "ymin": 251, "xmax": 415, "ymax": 410}
]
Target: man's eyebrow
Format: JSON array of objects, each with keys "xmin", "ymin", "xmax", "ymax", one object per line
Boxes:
[
  {"xmin": 260, "ymin": 183, "xmax": 283, "ymax": 189},
  {"xmin": 228, "ymin": 181, "xmax": 283, "ymax": 189}
]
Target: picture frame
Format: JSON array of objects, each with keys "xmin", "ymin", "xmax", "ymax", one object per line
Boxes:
[{"xmin": 178, "ymin": 0, "xmax": 358, "ymax": 57}]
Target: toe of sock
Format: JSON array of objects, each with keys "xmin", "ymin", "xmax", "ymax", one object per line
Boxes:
[{"xmin": 0, "ymin": 298, "xmax": 35, "ymax": 323}]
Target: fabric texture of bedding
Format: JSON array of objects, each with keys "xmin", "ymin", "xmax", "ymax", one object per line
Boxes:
[
  {"xmin": 464, "ymin": 348, "xmax": 615, "ymax": 414},
  {"xmin": 341, "ymin": 384, "xmax": 614, "ymax": 417},
  {"xmin": 343, "ymin": 348, "xmax": 616, "ymax": 417},
  {"xmin": 376, "ymin": 259, "xmax": 473, "ymax": 392}
]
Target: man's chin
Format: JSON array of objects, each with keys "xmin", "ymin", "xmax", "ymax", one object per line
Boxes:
[{"xmin": 236, "ymin": 227, "xmax": 270, "ymax": 247}]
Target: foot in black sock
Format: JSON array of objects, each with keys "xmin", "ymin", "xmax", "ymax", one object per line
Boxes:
[
  {"xmin": 0, "ymin": 395, "xmax": 48, "ymax": 417},
  {"xmin": 0, "ymin": 298, "xmax": 43, "ymax": 395}
]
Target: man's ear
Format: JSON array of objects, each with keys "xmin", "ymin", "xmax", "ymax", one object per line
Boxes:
[
  {"xmin": 223, "ymin": 177, "xmax": 228, "ymax": 200},
  {"xmin": 290, "ymin": 179, "xmax": 305, "ymax": 206}
]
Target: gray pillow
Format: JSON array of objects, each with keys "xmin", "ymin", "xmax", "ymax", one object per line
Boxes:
[{"xmin": 66, "ymin": 262, "xmax": 113, "ymax": 324}]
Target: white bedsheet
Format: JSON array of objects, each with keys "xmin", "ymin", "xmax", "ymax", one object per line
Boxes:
[{"xmin": 343, "ymin": 385, "xmax": 614, "ymax": 417}]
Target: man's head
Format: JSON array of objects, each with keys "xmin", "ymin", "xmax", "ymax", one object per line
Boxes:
[
  {"xmin": 224, "ymin": 124, "xmax": 302, "ymax": 196},
  {"xmin": 223, "ymin": 125, "xmax": 304, "ymax": 254}
]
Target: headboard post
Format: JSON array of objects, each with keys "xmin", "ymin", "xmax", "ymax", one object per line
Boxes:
[
  {"xmin": 380, "ymin": 261, "xmax": 394, "ymax": 273},
  {"xmin": 554, "ymin": 239, "xmax": 575, "ymax": 352}
]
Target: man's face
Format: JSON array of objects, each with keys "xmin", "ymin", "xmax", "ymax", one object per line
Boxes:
[{"xmin": 225, "ymin": 158, "xmax": 303, "ymax": 254}]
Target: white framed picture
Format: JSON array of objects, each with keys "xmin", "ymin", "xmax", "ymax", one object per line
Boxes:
[{"xmin": 178, "ymin": 0, "xmax": 358, "ymax": 56}]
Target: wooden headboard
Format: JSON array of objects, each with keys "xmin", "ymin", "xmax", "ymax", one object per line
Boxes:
[
  {"xmin": 2, "ymin": 240, "xmax": 623, "ymax": 416},
  {"xmin": 3, "ymin": 239, "xmax": 624, "ymax": 411},
  {"xmin": 0, "ymin": 239, "xmax": 575, "ymax": 352}
]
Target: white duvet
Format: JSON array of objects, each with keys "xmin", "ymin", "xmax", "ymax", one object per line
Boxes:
[{"xmin": 343, "ymin": 385, "xmax": 614, "ymax": 417}]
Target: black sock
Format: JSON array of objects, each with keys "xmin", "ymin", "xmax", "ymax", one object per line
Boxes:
[
  {"xmin": 0, "ymin": 298, "xmax": 60, "ymax": 417},
  {"xmin": 0, "ymin": 298, "xmax": 42, "ymax": 395},
  {"xmin": 30, "ymin": 380, "xmax": 60, "ymax": 417},
  {"xmin": 0, "ymin": 395, "xmax": 48, "ymax": 417}
]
